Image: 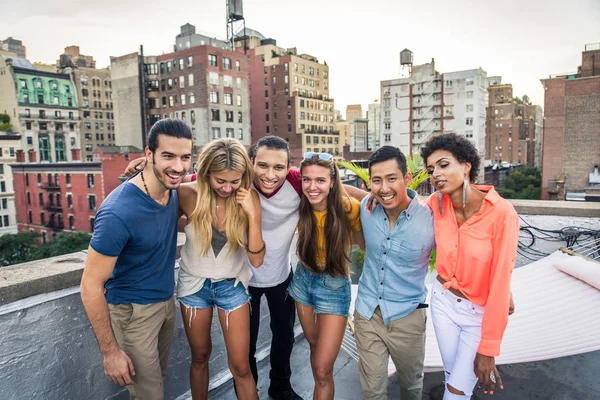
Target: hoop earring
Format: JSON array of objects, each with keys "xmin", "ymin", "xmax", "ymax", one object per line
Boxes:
[{"xmin": 462, "ymin": 177, "xmax": 469, "ymax": 209}]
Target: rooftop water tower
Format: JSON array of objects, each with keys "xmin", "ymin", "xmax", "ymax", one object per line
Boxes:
[{"xmin": 400, "ymin": 48, "xmax": 413, "ymax": 76}]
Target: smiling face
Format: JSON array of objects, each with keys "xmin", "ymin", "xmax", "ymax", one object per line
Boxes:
[
  {"xmin": 209, "ymin": 169, "xmax": 243, "ymax": 198},
  {"xmin": 369, "ymin": 159, "xmax": 412, "ymax": 213},
  {"xmin": 252, "ymin": 147, "xmax": 290, "ymax": 195},
  {"xmin": 425, "ymin": 150, "xmax": 471, "ymax": 195},
  {"xmin": 301, "ymin": 164, "xmax": 333, "ymax": 212},
  {"xmin": 147, "ymin": 134, "xmax": 193, "ymax": 190}
]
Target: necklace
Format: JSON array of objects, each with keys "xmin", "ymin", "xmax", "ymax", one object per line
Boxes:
[{"xmin": 140, "ymin": 171, "xmax": 151, "ymax": 197}]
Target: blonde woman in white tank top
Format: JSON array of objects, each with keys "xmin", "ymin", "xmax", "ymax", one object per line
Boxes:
[{"xmin": 177, "ymin": 138, "xmax": 264, "ymax": 400}]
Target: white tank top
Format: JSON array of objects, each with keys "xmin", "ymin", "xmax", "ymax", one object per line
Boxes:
[{"xmin": 177, "ymin": 224, "xmax": 252, "ymax": 298}]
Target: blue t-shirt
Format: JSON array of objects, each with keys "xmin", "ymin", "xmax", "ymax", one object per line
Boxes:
[{"xmin": 90, "ymin": 182, "xmax": 179, "ymax": 305}]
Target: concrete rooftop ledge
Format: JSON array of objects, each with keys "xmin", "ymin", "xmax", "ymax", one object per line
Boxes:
[
  {"xmin": 509, "ymin": 199, "xmax": 600, "ymax": 217},
  {"xmin": 0, "ymin": 232, "xmax": 186, "ymax": 306}
]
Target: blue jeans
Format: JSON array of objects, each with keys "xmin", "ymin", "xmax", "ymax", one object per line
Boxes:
[
  {"xmin": 178, "ymin": 278, "xmax": 250, "ymax": 312},
  {"xmin": 288, "ymin": 262, "xmax": 351, "ymax": 317}
]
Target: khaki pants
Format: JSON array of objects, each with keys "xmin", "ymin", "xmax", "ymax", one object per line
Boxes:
[
  {"xmin": 109, "ymin": 298, "xmax": 176, "ymax": 400},
  {"xmin": 354, "ymin": 307, "xmax": 426, "ymax": 400}
]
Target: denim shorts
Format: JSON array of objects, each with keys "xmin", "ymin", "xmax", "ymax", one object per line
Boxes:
[
  {"xmin": 287, "ymin": 262, "xmax": 351, "ymax": 317},
  {"xmin": 178, "ymin": 278, "xmax": 250, "ymax": 312}
]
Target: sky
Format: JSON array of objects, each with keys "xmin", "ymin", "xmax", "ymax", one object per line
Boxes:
[{"xmin": 3, "ymin": 0, "xmax": 600, "ymax": 116}]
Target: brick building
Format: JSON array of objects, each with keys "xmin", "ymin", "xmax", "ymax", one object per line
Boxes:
[
  {"xmin": 540, "ymin": 43, "xmax": 600, "ymax": 200},
  {"xmin": 242, "ymin": 30, "xmax": 339, "ymax": 164},
  {"xmin": 11, "ymin": 146, "xmax": 143, "ymax": 241},
  {"xmin": 111, "ymin": 24, "xmax": 251, "ymax": 151},
  {"xmin": 485, "ymin": 83, "xmax": 543, "ymax": 167}
]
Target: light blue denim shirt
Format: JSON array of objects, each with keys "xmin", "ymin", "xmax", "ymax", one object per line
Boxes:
[{"xmin": 355, "ymin": 189, "xmax": 435, "ymax": 325}]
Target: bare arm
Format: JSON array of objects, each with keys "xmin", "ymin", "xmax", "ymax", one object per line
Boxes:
[
  {"xmin": 353, "ymin": 229, "xmax": 365, "ymax": 251},
  {"xmin": 123, "ymin": 157, "xmax": 146, "ymax": 177},
  {"xmin": 344, "ymin": 184, "xmax": 369, "ymax": 202},
  {"xmin": 80, "ymin": 247, "xmax": 135, "ymax": 386},
  {"xmin": 238, "ymin": 189, "xmax": 264, "ymax": 267}
]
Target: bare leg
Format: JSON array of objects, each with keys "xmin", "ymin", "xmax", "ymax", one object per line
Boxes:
[
  {"xmin": 218, "ymin": 303, "xmax": 258, "ymax": 400},
  {"xmin": 180, "ymin": 304, "xmax": 213, "ymax": 400}
]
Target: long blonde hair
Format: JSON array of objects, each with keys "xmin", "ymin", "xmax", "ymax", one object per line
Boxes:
[{"xmin": 189, "ymin": 138, "xmax": 254, "ymax": 256}]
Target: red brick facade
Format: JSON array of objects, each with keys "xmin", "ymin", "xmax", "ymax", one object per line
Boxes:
[{"xmin": 541, "ymin": 47, "xmax": 600, "ymax": 200}]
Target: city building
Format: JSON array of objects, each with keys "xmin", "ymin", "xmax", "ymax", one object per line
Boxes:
[
  {"xmin": 57, "ymin": 46, "xmax": 96, "ymax": 69},
  {"xmin": 335, "ymin": 118, "xmax": 350, "ymax": 149},
  {"xmin": 540, "ymin": 43, "xmax": 600, "ymax": 201},
  {"xmin": 57, "ymin": 46, "xmax": 116, "ymax": 161},
  {"xmin": 367, "ymin": 102, "xmax": 381, "ymax": 151},
  {"xmin": 380, "ymin": 51, "xmax": 489, "ymax": 162},
  {"xmin": 485, "ymin": 83, "xmax": 543, "ymax": 167},
  {"xmin": 349, "ymin": 118, "xmax": 369, "ymax": 152},
  {"xmin": 58, "ymin": 47, "xmax": 114, "ymax": 161},
  {"xmin": 111, "ymin": 24, "xmax": 251, "ymax": 150},
  {"xmin": 0, "ymin": 37, "xmax": 26, "ymax": 58},
  {"xmin": 11, "ymin": 146, "xmax": 143, "ymax": 241},
  {"xmin": 242, "ymin": 30, "xmax": 338, "ymax": 163},
  {"xmin": 0, "ymin": 56, "xmax": 81, "ymax": 164},
  {"xmin": 0, "ymin": 134, "xmax": 22, "ymax": 235},
  {"xmin": 346, "ymin": 104, "xmax": 363, "ymax": 121}
]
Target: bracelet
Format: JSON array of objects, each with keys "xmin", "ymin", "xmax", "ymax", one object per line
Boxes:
[{"xmin": 247, "ymin": 241, "xmax": 266, "ymax": 255}]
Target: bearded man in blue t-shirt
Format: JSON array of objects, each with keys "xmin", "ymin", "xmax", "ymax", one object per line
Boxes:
[{"xmin": 80, "ymin": 119, "xmax": 193, "ymax": 400}]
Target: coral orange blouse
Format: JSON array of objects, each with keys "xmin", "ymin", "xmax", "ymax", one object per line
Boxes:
[{"xmin": 426, "ymin": 185, "xmax": 519, "ymax": 357}]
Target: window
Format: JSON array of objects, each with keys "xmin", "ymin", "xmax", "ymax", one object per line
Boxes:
[
  {"xmin": 87, "ymin": 174, "xmax": 94, "ymax": 188},
  {"xmin": 189, "ymin": 93, "xmax": 195, "ymax": 104},
  {"xmin": 238, "ymin": 128, "xmax": 243, "ymax": 140},
  {"xmin": 209, "ymin": 72, "xmax": 219, "ymax": 85},
  {"xmin": 226, "ymin": 111, "xmax": 234, "ymax": 122},
  {"xmin": 89, "ymin": 196, "xmax": 96, "ymax": 211},
  {"xmin": 235, "ymin": 60, "xmax": 240, "ymax": 71},
  {"xmin": 466, "ymin": 91, "xmax": 473, "ymax": 99},
  {"xmin": 209, "ymin": 54, "xmax": 218, "ymax": 67},
  {"xmin": 39, "ymin": 192, "xmax": 44, "ymax": 206},
  {"xmin": 0, "ymin": 181, "xmax": 5, "ymax": 192},
  {"xmin": 237, "ymin": 95, "xmax": 242, "ymax": 106},
  {"xmin": 265, "ymin": 102, "xmax": 269, "ymax": 110},
  {"xmin": 160, "ymin": 63, "xmax": 165, "ymax": 74},
  {"xmin": 226, "ymin": 128, "xmax": 234, "ymax": 138},
  {"xmin": 465, "ymin": 117, "xmax": 473, "ymax": 126},
  {"xmin": 210, "ymin": 91, "xmax": 220, "ymax": 103},
  {"xmin": 67, "ymin": 194, "xmax": 72, "ymax": 208},
  {"xmin": 179, "ymin": 76, "xmax": 185, "ymax": 88},
  {"xmin": 188, "ymin": 74, "xmax": 194, "ymax": 86},
  {"xmin": 224, "ymin": 93, "xmax": 233, "ymax": 105},
  {"xmin": 465, "ymin": 130, "xmax": 474, "ymax": 139},
  {"xmin": 288, "ymin": 124, "xmax": 292, "ymax": 132},
  {"xmin": 211, "ymin": 109, "xmax": 220, "ymax": 121},
  {"xmin": 237, "ymin": 112, "xmax": 243, "ymax": 123},
  {"xmin": 284, "ymin": 75, "xmax": 289, "ymax": 84},
  {"xmin": 223, "ymin": 58, "xmax": 232, "ymax": 69},
  {"xmin": 287, "ymin": 112, "xmax": 291, "ymax": 120},
  {"xmin": 272, "ymin": 76, "xmax": 276, "ymax": 84},
  {"xmin": 181, "ymin": 94, "xmax": 186, "ymax": 105},
  {"xmin": 167, "ymin": 61, "xmax": 172, "ymax": 72},
  {"xmin": 169, "ymin": 96, "xmax": 174, "ymax": 107},
  {"xmin": 223, "ymin": 75, "xmax": 233, "ymax": 87},
  {"xmin": 187, "ymin": 56, "xmax": 193, "ymax": 68},
  {"xmin": 212, "ymin": 127, "xmax": 221, "ymax": 139},
  {"xmin": 167, "ymin": 78, "xmax": 173, "ymax": 89},
  {"xmin": 66, "ymin": 174, "xmax": 71, "ymax": 187},
  {"xmin": 69, "ymin": 215, "xmax": 75, "ymax": 230},
  {"xmin": 466, "ymin": 104, "xmax": 474, "ymax": 112},
  {"xmin": 384, "ymin": 122, "xmax": 391, "ymax": 130}
]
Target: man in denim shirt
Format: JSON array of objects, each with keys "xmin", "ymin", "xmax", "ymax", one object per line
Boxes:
[{"xmin": 354, "ymin": 146, "xmax": 435, "ymax": 400}]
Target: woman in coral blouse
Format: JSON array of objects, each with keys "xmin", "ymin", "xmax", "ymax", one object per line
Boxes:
[{"xmin": 420, "ymin": 134, "xmax": 519, "ymax": 399}]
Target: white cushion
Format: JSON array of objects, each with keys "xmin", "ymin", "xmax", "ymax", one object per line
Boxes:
[{"xmin": 553, "ymin": 256, "xmax": 600, "ymax": 291}]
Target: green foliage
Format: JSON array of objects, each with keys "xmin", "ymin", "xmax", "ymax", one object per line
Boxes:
[
  {"xmin": 0, "ymin": 114, "xmax": 10, "ymax": 124},
  {"xmin": 0, "ymin": 123, "xmax": 12, "ymax": 132},
  {"xmin": 338, "ymin": 152, "xmax": 429, "ymax": 192},
  {"xmin": 0, "ymin": 232, "xmax": 91, "ymax": 267},
  {"xmin": 0, "ymin": 231, "xmax": 39, "ymax": 266},
  {"xmin": 497, "ymin": 166, "xmax": 541, "ymax": 199},
  {"xmin": 337, "ymin": 160, "xmax": 371, "ymax": 189}
]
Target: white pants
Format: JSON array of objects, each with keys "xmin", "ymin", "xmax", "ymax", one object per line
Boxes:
[{"xmin": 431, "ymin": 279, "xmax": 485, "ymax": 399}]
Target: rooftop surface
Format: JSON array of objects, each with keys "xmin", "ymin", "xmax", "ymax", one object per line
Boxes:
[{"xmin": 0, "ymin": 201, "xmax": 599, "ymax": 400}]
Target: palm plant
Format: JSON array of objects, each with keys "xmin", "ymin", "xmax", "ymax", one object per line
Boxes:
[{"xmin": 339, "ymin": 153, "xmax": 436, "ymax": 272}]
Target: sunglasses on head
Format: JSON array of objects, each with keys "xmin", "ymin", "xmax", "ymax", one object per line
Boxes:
[{"xmin": 304, "ymin": 152, "xmax": 333, "ymax": 161}]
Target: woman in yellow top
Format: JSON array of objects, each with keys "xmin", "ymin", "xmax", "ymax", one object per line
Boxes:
[{"xmin": 287, "ymin": 152, "xmax": 365, "ymax": 400}]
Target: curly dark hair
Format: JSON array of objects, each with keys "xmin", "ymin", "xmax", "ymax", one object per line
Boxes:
[{"xmin": 420, "ymin": 133, "xmax": 480, "ymax": 182}]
